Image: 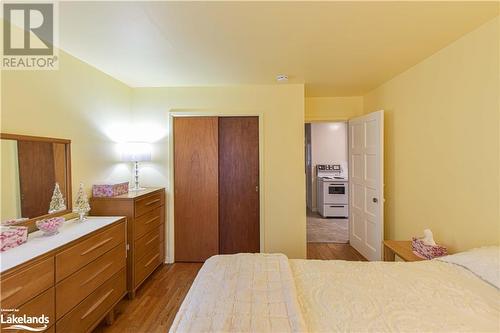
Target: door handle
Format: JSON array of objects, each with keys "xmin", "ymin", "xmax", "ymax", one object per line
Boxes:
[
  {"xmin": 373, "ymin": 198, "xmax": 378, "ymax": 203},
  {"xmin": 255, "ymin": 186, "xmax": 259, "ymax": 192}
]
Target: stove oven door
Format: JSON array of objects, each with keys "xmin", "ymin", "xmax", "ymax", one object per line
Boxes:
[{"xmin": 324, "ymin": 182, "xmax": 348, "ymax": 204}]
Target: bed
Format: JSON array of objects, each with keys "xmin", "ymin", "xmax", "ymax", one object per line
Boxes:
[{"xmin": 170, "ymin": 247, "xmax": 499, "ymax": 332}]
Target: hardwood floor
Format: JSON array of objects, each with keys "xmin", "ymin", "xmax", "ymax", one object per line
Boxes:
[
  {"xmin": 307, "ymin": 242, "xmax": 367, "ymax": 261},
  {"xmin": 93, "ymin": 263, "xmax": 202, "ymax": 333},
  {"xmin": 93, "ymin": 243, "xmax": 364, "ymax": 332}
]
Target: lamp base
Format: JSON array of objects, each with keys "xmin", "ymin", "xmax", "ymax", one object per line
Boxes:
[
  {"xmin": 129, "ymin": 186, "xmax": 146, "ymax": 192},
  {"xmin": 129, "ymin": 161, "xmax": 146, "ymax": 192}
]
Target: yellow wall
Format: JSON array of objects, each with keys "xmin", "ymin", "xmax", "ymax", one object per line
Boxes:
[
  {"xmin": 305, "ymin": 96, "xmax": 363, "ymax": 122},
  {"xmin": 3, "ymin": 15, "xmax": 497, "ymax": 260},
  {"xmin": 364, "ymin": 17, "xmax": 500, "ymax": 252},
  {"xmin": 131, "ymin": 85, "xmax": 307, "ymax": 260},
  {"xmin": 1, "ymin": 50, "xmax": 133, "ymax": 200},
  {"xmin": 1, "ymin": 52, "xmax": 307, "ymax": 260},
  {"xmin": 0, "ymin": 140, "xmax": 21, "ymax": 220}
]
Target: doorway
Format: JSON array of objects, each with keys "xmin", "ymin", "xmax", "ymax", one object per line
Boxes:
[{"xmin": 305, "ymin": 122, "xmax": 349, "ymax": 244}]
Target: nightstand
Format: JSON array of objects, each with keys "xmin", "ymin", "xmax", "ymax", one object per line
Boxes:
[{"xmin": 383, "ymin": 240, "xmax": 425, "ymax": 262}]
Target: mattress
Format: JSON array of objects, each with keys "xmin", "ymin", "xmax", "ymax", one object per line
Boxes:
[
  {"xmin": 171, "ymin": 252, "xmax": 500, "ymax": 333},
  {"xmin": 290, "ymin": 259, "xmax": 499, "ymax": 332}
]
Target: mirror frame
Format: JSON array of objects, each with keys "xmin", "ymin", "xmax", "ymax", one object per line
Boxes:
[{"xmin": 1, "ymin": 133, "xmax": 72, "ymax": 232}]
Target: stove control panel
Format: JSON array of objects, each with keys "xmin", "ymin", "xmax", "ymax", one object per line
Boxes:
[
  {"xmin": 316, "ymin": 164, "xmax": 347, "ymax": 179},
  {"xmin": 317, "ymin": 164, "xmax": 341, "ymax": 171}
]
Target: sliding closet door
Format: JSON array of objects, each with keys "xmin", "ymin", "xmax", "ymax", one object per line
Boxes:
[
  {"xmin": 219, "ymin": 117, "xmax": 260, "ymax": 254},
  {"xmin": 174, "ymin": 117, "xmax": 219, "ymax": 262}
]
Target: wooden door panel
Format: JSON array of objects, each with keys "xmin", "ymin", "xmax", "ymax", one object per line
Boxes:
[
  {"xmin": 219, "ymin": 117, "xmax": 260, "ymax": 254},
  {"xmin": 174, "ymin": 117, "xmax": 219, "ymax": 262}
]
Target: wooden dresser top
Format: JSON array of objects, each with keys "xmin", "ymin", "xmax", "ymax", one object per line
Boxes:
[
  {"xmin": 91, "ymin": 187, "xmax": 165, "ymax": 200},
  {"xmin": 0, "ymin": 216, "xmax": 125, "ymax": 273}
]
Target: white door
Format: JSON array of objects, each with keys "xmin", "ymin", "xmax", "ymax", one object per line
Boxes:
[{"xmin": 348, "ymin": 110, "xmax": 384, "ymax": 261}]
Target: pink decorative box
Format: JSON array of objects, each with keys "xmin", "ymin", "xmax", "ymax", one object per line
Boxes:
[
  {"xmin": 0, "ymin": 226, "xmax": 28, "ymax": 252},
  {"xmin": 411, "ymin": 237, "xmax": 448, "ymax": 259},
  {"xmin": 92, "ymin": 182, "xmax": 129, "ymax": 197},
  {"xmin": 1, "ymin": 217, "xmax": 29, "ymax": 226}
]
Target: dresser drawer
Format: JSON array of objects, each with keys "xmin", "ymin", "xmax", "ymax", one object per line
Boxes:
[
  {"xmin": 134, "ymin": 192, "xmax": 163, "ymax": 217},
  {"xmin": 55, "ymin": 244, "xmax": 126, "ymax": 318},
  {"xmin": 0, "ymin": 287, "xmax": 54, "ymax": 332},
  {"xmin": 55, "ymin": 222, "xmax": 125, "ymax": 281},
  {"xmin": 56, "ymin": 269, "xmax": 126, "ymax": 333},
  {"xmin": 135, "ymin": 226, "xmax": 163, "ymax": 261},
  {"xmin": 134, "ymin": 245, "xmax": 162, "ymax": 288},
  {"xmin": 0, "ymin": 257, "xmax": 54, "ymax": 309},
  {"xmin": 134, "ymin": 206, "xmax": 162, "ymax": 240}
]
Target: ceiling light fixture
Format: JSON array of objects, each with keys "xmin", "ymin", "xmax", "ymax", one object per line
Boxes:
[{"xmin": 276, "ymin": 74, "xmax": 288, "ymax": 82}]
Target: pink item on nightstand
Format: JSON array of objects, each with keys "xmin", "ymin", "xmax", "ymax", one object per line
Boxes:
[
  {"xmin": 411, "ymin": 237, "xmax": 448, "ymax": 259},
  {"xmin": 0, "ymin": 226, "xmax": 28, "ymax": 252},
  {"xmin": 92, "ymin": 182, "xmax": 129, "ymax": 197}
]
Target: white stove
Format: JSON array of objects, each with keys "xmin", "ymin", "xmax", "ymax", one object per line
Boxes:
[{"xmin": 316, "ymin": 164, "xmax": 349, "ymax": 218}]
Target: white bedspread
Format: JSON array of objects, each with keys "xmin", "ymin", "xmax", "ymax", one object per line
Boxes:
[
  {"xmin": 290, "ymin": 259, "xmax": 500, "ymax": 332},
  {"xmin": 169, "ymin": 253, "xmax": 307, "ymax": 333}
]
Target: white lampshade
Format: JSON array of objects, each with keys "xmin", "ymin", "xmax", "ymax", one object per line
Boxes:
[{"xmin": 121, "ymin": 142, "xmax": 152, "ymax": 162}]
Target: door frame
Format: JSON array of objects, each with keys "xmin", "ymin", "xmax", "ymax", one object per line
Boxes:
[
  {"xmin": 305, "ymin": 114, "xmax": 384, "ymax": 259},
  {"xmin": 304, "ymin": 120, "xmax": 349, "ymax": 215},
  {"xmin": 167, "ymin": 110, "xmax": 265, "ymax": 263}
]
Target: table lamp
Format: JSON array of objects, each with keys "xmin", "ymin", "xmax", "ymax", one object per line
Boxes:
[{"xmin": 121, "ymin": 142, "xmax": 152, "ymax": 191}]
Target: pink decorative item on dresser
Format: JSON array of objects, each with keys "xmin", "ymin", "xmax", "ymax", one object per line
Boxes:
[
  {"xmin": 411, "ymin": 237, "xmax": 448, "ymax": 259},
  {"xmin": 0, "ymin": 226, "xmax": 28, "ymax": 251},
  {"xmin": 92, "ymin": 182, "xmax": 129, "ymax": 197},
  {"xmin": 36, "ymin": 217, "xmax": 65, "ymax": 236}
]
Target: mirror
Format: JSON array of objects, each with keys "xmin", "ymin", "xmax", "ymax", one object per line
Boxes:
[{"xmin": 1, "ymin": 134, "xmax": 72, "ymax": 223}]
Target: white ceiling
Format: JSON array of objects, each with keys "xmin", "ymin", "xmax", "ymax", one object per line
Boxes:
[{"xmin": 59, "ymin": 1, "xmax": 498, "ymax": 97}]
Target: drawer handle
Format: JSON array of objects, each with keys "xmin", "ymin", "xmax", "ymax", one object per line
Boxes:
[
  {"xmin": 145, "ymin": 235, "xmax": 159, "ymax": 246},
  {"xmin": 144, "ymin": 216, "xmax": 160, "ymax": 225},
  {"xmin": 1, "ymin": 286, "xmax": 23, "ymax": 300},
  {"xmin": 80, "ymin": 263, "xmax": 113, "ymax": 287},
  {"xmin": 81, "ymin": 238, "xmax": 113, "ymax": 256},
  {"xmin": 145, "ymin": 253, "xmax": 160, "ymax": 268},
  {"xmin": 144, "ymin": 199, "xmax": 160, "ymax": 206},
  {"xmin": 80, "ymin": 289, "xmax": 114, "ymax": 320}
]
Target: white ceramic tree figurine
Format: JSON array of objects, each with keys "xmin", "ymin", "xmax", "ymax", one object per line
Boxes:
[
  {"xmin": 73, "ymin": 183, "xmax": 91, "ymax": 222},
  {"xmin": 48, "ymin": 183, "xmax": 66, "ymax": 213}
]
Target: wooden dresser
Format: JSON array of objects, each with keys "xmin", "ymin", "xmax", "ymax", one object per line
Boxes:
[
  {"xmin": 90, "ymin": 188, "xmax": 165, "ymax": 298},
  {"xmin": 0, "ymin": 217, "xmax": 126, "ymax": 333}
]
